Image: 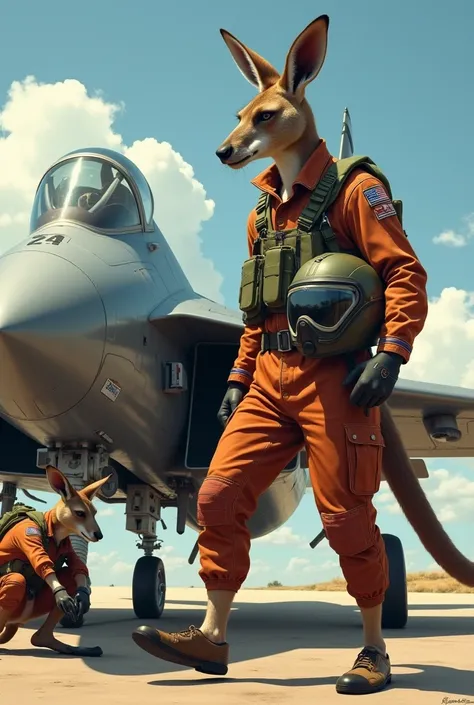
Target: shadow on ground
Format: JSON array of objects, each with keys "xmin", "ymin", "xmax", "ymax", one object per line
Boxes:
[{"xmin": 1, "ymin": 592, "xmax": 473, "ymax": 696}]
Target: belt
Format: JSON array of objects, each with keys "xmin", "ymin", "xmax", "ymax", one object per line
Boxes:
[{"xmin": 261, "ymin": 330, "xmax": 295, "ymax": 353}]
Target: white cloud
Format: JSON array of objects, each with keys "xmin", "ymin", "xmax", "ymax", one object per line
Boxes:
[
  {"xmin": 375, "ymin": 468, "xmax": 474, "ymax": 524},
  {"xmin": 248, "ymin": 559, "xmax": 271, "ymax": 576},
  {"xmin": 286, "ymin": 557, "xmax": 311, "ymax": 572},
  {"xmin": 254, "ymin": 525, "xmax": 305, "ymax": 546},
  {"xmin": 97, "ymin": 506, "xmax": 115, "ymax": 517},
  {"xmin": 160, "ymin": 545, "xmax": 187, "ymax": 571},
  {"xmin": 111, "ymin": 560, "xmax": 134, "ymax": 575},
  {"xmin": 285, "ymin": 556, "xmax": 340, "ymax": 583},
  {"xmin": 0, "ymin": 76, "xmax": 222, "ymax": 302},
  {"xmin": 433, "ymin": 213, "xmax": 474, "ymax": 248},
  {"xmin": 399, "ymin": 286, "xmax": 474, "ymax": 388},
  {"xmin": 87, "ymin": 550, "xmax": 118, "ymax": 567}
]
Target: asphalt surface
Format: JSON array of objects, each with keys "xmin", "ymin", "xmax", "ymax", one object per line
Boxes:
[{"xmin": 1, "ymin": 587, "xmax": 473, "ymax": 704}]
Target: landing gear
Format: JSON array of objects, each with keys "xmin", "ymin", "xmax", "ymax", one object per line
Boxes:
[
  {"xmin": 381, "ymin": 533, "xmax": 408, "ymax": 629},
  {"xmin": 0, "ymin": 481, "xmax": 17, "ymax": 516},
  {"xmin": 132, "ymin": 536, "xmax": 166, "ymax": 619}
]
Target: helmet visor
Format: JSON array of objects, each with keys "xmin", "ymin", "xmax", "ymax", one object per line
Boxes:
[{"xmin": 287, "ymin": 285, "xmax": 357, "ymax": 335}]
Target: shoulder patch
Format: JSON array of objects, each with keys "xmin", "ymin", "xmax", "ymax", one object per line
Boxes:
[
  {"xmin": 25, "ymin": 525, "xmax": 42, "ymax": 537},
  {"xmin": 362, "ymin": 184, "xmax": 391, "ymax": 207},
  {"xmin": 373, "ymin": 202, "xmax": 397, "ymax": 220}
]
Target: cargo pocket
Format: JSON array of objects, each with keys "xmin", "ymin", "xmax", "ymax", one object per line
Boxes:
[
  {"xmin": 321, "ymin": 504, "xmax": 374, "ymax": 556},
  {"xmin": 344, "ymin": 423, "xmax": 385, "ymax": 496},
  {"xmin": 197, "ymin": 476, "xmax": 242, "ymax": 527}
]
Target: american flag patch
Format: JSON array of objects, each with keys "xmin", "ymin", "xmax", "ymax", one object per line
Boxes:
[
  {"xmin": 373, "ymin": 202, "xmax": 397, "ymax": 220},
  {"xmin": 25, "ymin": 526, "xmax": 41, "ymax": 536},
  {"xmin": 363, "ymin": 184, "xmax": 390, "ymax": 207}
]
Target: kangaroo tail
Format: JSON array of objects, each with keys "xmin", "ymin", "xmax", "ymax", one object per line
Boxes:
[
  {"xmin": 0, "ymin": 623, "xmax": 19, "ymax": 644},
  {"xmin": 380, "ymin": 402, "xmax": 474, "ymax": 587}
]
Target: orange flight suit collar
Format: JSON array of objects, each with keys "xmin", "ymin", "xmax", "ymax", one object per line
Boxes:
[
  {"xmin": 44, "ymin": 508, "xmax": 60, "ymax": 539},
  {"xmin": 250, "ymin": 138, "xmax": 336, "ymax": 197}
]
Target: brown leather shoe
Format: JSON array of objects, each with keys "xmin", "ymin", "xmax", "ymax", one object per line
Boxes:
[
  {"xmin": 132, "ymin": 624, "xmax": 229, "ymax": 675},
  {"xmin": 335, "ymin": 646, "xmax": 391, "ymax": 694}
]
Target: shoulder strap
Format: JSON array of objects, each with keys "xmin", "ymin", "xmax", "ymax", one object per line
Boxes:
[
  {"xmin": 0, "ymin": 504, "xmax": 48, "ymax": 547},
  {"xmin": 298, "ymin": 155, "xmax": 393, "ymax": 234},
  {"xmin": 254, "ymin": 191, "xmax": 272, "ymax": 237}
]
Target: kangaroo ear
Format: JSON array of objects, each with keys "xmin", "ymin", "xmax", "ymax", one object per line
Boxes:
[
  {"xmin": 220, "ymin": 29, "xmax": 280, "ymax": 92},
  {"xmin": 80, "ymin": 474, "xmax": 113, "ymax": 502},
  {"xmin": 279, "ymin": 15, "xmax": 329, "ymax": 100},
  {"xmin": 46, "ymin": 465, "xmax": 76, "ymax": 501}
]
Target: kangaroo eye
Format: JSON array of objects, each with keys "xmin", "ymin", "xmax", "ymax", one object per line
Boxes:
[
  {"xmin": 259, "ymin": 111, "xmax": 275, "ymax": 122},
  {"xmin": 75, "ymin": 510, "xmax": 86, "ymax": 518}
]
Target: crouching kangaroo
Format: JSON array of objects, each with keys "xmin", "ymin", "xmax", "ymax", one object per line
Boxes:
[{"xmin": 0, "ymin": 465, "xmax": 110, "ymax": 656}]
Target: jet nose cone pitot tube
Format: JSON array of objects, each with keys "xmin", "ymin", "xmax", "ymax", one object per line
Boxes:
[{"xmin": 0, "ymin": 250, "xmax": 106, "ymax": 421}]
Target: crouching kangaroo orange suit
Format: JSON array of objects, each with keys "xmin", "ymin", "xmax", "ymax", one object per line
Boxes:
[
  {"xmin": 0, "ymin": 465, "xmax": 108, "ymax": 656},
  {"xmin": 0, "ymin": 509, "xmax": 88, "ymax": 627}
]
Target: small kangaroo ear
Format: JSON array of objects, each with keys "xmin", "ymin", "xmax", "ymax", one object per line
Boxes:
[
  {"xmin": 46, "ymin": 465, "xmax": 76, "ymax": 501},
  {"xmin": 80, "ymin": 474, "xmax": 113, "ymax": 502}
]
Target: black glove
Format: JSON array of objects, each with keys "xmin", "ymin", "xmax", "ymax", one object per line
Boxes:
[
  {"xmin": 75, "ymin": 586, "xmax": 91, "ymax": 615},
  {"xmin": 53, "ymin": 586, "xmax": 79, "ymax": 620},
  {"xmin": 217, "ymin": 382, "xmax": 247, "ymax": 428},
  {"xmin": 343, "ymin": 352, "xmax": 403, "ymax": 408}
]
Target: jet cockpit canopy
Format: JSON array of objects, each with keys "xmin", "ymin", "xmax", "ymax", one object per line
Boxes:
[{"xmin": 30, "ymin": 148, "xmax": 154, "ymax": 234}]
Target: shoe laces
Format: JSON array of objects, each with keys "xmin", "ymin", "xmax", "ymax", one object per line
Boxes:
[
  {"xmin": 353, "ymin": 647, "xmax": 379, "ymax": 672},
  {"xmin": 169, "ymin": 625, "xmax": 199, "ymax": 642}
]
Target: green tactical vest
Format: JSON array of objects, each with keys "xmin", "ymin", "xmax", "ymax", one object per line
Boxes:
[
  {"xmin": 0, "ymin": 503, "xmax": 62, "ymax": 595},
  {"xmin": 238, "ymin": 155, "xmax": 405, "ymax": 326}
]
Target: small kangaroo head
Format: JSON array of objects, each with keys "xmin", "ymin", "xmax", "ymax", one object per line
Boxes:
[
  {"xmin": 216, "ymin": 15, "xmax": 329, "ymax": 168},
  {"xmin": 46, "ymin": 465, "xmax": 111, "ymax": 543}
]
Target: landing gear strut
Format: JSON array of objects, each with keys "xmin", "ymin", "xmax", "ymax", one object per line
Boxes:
[{"xmin": 132, "ymin": 536, "xmax": 167, "ymax": 619}]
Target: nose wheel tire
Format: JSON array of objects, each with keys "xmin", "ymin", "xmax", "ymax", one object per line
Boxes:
[
  {"xmin": 132, "ymin": 555, "xmax": 166, "ymax": 619},
  {"xmin": 381, "ymin": 533, "xmax": 408, "ymax": 629}
]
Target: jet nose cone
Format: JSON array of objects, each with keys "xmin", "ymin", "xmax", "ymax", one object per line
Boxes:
[{"xmin": 0, "ymin": 250, "xmax": 106, "ymax": 420}]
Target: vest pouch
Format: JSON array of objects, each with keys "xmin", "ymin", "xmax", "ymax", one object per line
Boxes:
[
  {"xmin": 239, "ymin": 255, "xmax": 264, "ymax": 317},
  {"xmin": 262, "ymin": 245, "xmax": 296, "ymax": 309}
]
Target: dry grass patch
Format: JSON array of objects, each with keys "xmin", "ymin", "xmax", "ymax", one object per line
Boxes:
[{"xmin": 260, "ymin": 572, "xmax": 474, "ymax": 593}]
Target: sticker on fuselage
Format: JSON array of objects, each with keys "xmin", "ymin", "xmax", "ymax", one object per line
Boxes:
[{"xmin": 100, "ymin": 378, "xmax": 122, "ymax": 402}]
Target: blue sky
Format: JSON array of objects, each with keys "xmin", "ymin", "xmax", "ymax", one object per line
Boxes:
[{"xmin": 1, "ymin": 0, "xmax": 474, "ymax": 589}]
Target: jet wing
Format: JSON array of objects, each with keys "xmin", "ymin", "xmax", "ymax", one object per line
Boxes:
[
  {"xmin": 386, "ymin": 377, "xmax": 474, "ymax": 458},
  {"xmin": 149, "ymin": 295, "xmax": 244, "ymax": 345}
]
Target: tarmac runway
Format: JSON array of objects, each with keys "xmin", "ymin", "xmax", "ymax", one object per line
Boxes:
[{"xmin": 1, "ymin": 586, "xmax": 473, "ymax": 704}]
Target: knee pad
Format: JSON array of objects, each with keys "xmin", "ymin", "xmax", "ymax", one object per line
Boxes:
[
  {"xmin": 321, "ymin": 503, "xmax": 376, "ymax": 557},
  {"xmin": 197, "ymin": 476, "xmax": 241, "ymax": 527}
]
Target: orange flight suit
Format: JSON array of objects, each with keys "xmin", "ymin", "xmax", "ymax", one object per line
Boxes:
[
  {"xmin": 196, "ymin": 139, "xmax": 428, "ymax": 609},
  {"xmin": 0, "ymin": 509, "xmax": 89, "ymax": 619}
]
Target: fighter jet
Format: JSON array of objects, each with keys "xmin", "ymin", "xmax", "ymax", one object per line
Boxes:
[{"xmin": 1, "ymin": 109, "xmax": 474, "ymax": 631}]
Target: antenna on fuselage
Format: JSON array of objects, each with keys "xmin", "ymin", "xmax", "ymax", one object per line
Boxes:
[{"xmin": 338, "ymin": 107, "xmax": 354, "ymax": 159}]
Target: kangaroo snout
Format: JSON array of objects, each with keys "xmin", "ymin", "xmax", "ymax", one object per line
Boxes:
[
  {"xmin": 216, "ymin": 144, "xmax": 233, "ymax": 162},
  {"xmin": 93, "ymin": 529, "xmax": 103, "ymax": 541}
]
